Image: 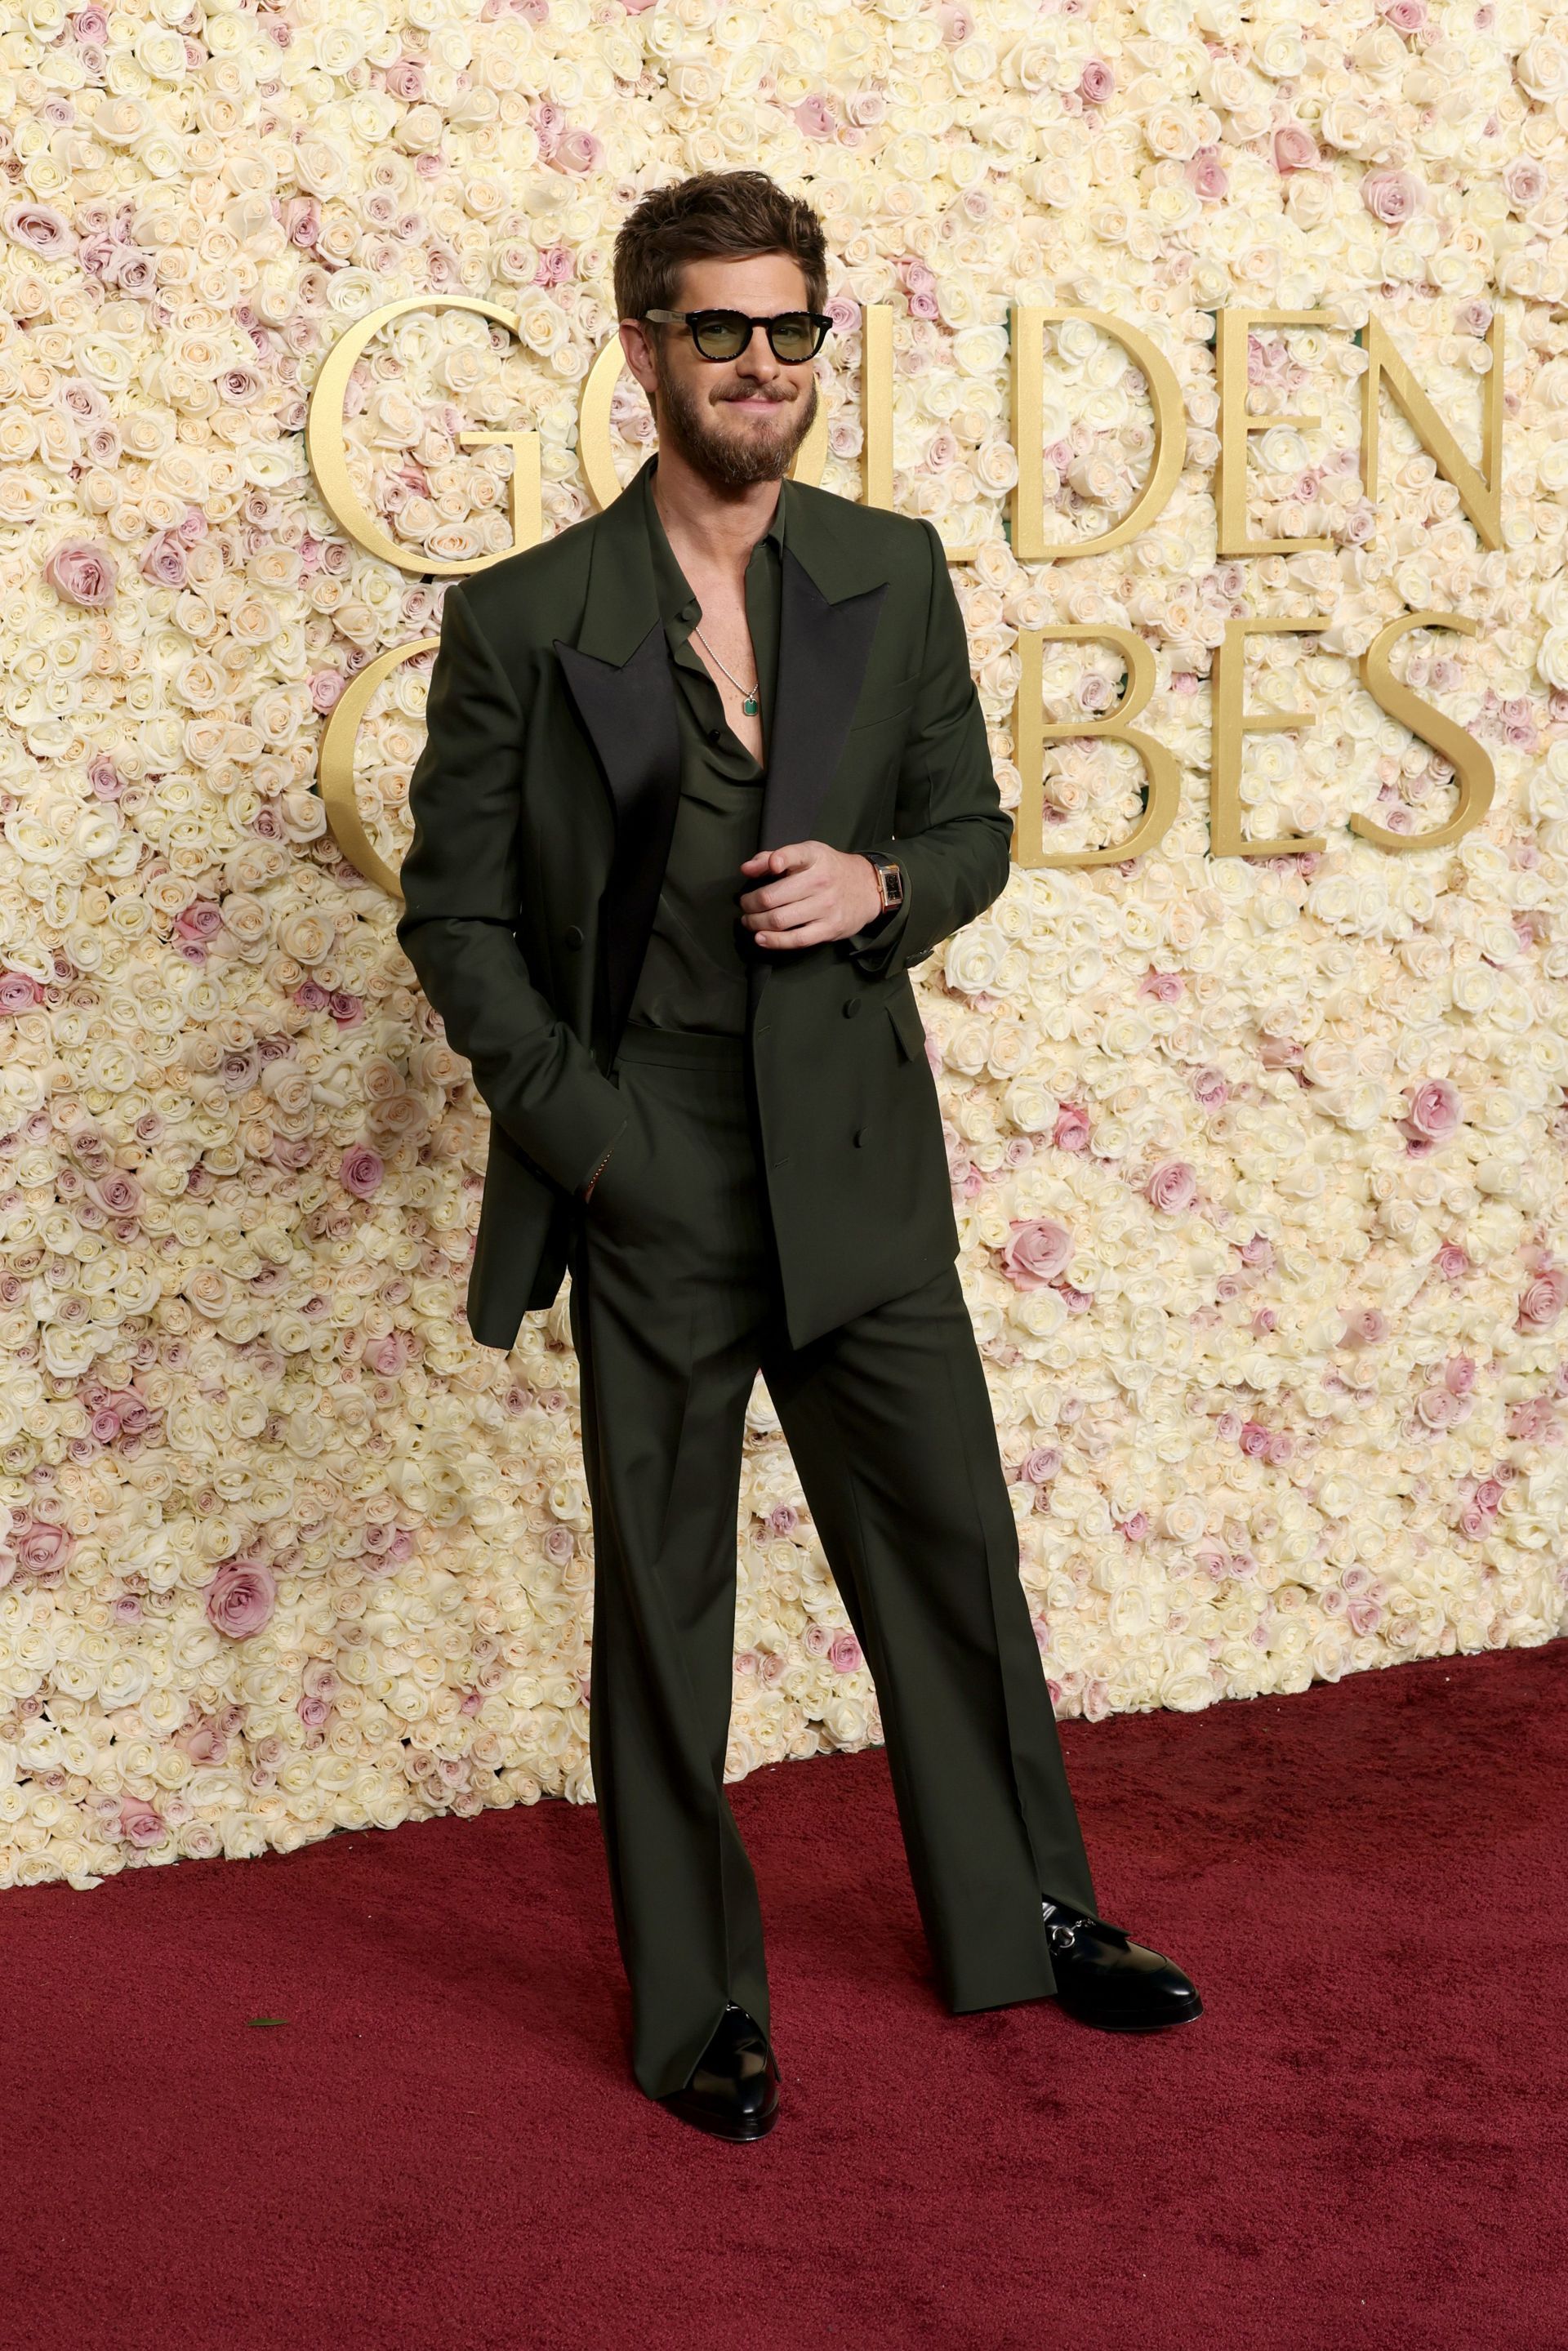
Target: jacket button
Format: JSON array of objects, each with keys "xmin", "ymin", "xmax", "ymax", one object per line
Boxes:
[
  {"xmin": 853, "ymin": 1125, "xmax": 871, "ymax": 1147},
  {"xmin": 564, "ymin": 925, "xmax": 585, "ymax": 949},
  {"xmin": 842, "ymin": 997, "xmax": 862, "ymax": 1018}
]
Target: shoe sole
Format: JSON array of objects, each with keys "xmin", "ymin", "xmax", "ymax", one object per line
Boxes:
[
  {"xmin": 1058, "ymin": 1997, "xmax": 1204, "ymax": 2034},
  {"xmin": 659, "ymin": 2096, "xmax": 781, "ymax": 2142}
]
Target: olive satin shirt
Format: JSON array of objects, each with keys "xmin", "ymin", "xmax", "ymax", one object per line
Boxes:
[{"xmin": 623, "ymin": 457, "xmax": 784, "ymax": 1038}]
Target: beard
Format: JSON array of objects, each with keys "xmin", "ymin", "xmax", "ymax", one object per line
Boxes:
[{"xmin": 651, "ymin": 348, "xmax": 818, "ymax": 490}]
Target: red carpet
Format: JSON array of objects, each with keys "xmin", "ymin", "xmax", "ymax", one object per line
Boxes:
[{"xmin": 2, "ymin": 1642, "xmax": 1563, "ymax": 2351}]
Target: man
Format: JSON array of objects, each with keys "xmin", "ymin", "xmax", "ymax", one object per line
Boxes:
[{"xmin": 398, "ymin": 170, "xmax": 1200, "ymax": 2144}]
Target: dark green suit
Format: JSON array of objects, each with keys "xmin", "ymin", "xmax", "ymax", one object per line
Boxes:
[{"xmin": 399, "ymin": 452, "xmax": 1098, "ymax": 2098}]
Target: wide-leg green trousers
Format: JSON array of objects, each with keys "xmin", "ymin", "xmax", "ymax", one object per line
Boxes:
[{"xmin": 565, "ymin": 1022, "xmax": 1098, "ymax": 2101}]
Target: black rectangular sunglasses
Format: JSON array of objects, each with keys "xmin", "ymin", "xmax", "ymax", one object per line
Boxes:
[{"xmin": 642, "ymin": 308, "xmax": 834, "ymax": 363}]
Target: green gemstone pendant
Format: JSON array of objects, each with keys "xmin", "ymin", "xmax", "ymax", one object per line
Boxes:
[{"xmin": 742, "ymin": 693, "xmax": 758, "ymax": 715}]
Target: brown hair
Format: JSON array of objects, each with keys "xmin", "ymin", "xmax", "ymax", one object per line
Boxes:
[{"xmin": 612, "ymin": 170, "xmax": 828, "ymax": 327}]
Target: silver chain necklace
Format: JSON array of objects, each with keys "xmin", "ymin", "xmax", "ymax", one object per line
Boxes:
[{"xmin": 690, "ymin": 623, "xmax": 760, "ymax": 717}]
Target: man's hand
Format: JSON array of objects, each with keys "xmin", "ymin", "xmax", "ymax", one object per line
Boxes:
[{"xmin": 738, "ymin": 841, "xmax": 883, "ymax": 951}]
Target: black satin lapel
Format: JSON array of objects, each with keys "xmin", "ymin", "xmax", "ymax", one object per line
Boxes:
[
  {"xmin": 760, "ymin": 549, "xmax": 889, "ymax": 853},
  {"xmin": 555, "ymin": 623, "xmax": 680, "ymax": 1049}
]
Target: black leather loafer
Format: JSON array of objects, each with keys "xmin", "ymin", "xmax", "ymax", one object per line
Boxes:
[
  {"xmin": 1042, "ymin": 1898, "xmax": 1203, "ymax": 2032},
  {"xmin": 657, "ymin": 2002, "xmax": 781, "ymax": 2141}
]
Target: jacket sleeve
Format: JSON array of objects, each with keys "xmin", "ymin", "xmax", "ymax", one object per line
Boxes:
[
  {"xmin": 844, "ymin": 517, "xmax": 1014, "ymax": 977},
  {"xmin": 396, "ymin": 582, "xmax": 628, "ymax": 1195}
]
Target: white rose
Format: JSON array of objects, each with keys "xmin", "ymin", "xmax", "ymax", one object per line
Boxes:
[{"xmin": 1517, "ymin": 36, "xmax": 1568, "ymax": 100}]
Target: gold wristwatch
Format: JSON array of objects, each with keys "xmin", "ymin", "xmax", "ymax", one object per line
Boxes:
[{"xmin": 865, "ymin": 852, "xmax": 905, "ymax": 914}]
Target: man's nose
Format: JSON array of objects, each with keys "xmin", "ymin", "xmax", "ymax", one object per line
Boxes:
[{"xmin": 733, "ymin": 331, "xmax": 782, "ymax": 385}]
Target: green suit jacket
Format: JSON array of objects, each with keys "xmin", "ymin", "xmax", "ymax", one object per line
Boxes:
[{"xmin": 397, "ymin": 452, "xmax": 1013, "ymax": 1351}]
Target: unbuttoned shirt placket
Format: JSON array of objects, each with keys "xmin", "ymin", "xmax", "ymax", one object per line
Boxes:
[{"xmin": 624, "ymin": 462, "xmax": 786, "ymax": 1038}]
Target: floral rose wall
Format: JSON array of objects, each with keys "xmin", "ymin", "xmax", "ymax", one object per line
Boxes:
[{"xmin": 2, "ymin": 0, "xmax": 1567, "ymax": 1892}]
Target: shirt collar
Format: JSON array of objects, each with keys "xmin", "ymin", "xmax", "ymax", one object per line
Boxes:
[{"xmin": 642, "ymin": 458, "xmax": 786, "ymax": 634}]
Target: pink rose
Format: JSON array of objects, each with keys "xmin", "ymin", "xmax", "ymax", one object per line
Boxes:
[
  {"xmin": 542, "ymin": 1525, "xmax": 576, "ymax": 1566},
  {"xmin": 175, "ymin": 1718, "xmax": 228, "ymax": 1767},
  {"xmin": 553, "ymin": 127, "xmax": 601, "ymax": 175},
  {"xmin": 1403, "ymin": 1078, "xmax": 1462, "ymax": 1143},
  {"xmin": 139, "ymin": 532, "xmax": 188, "ymax": 587},
  {"xmin": 619, "ymin": 0, "xmax": 660, "ymax": 12},
  {"xmin": 1000, "ymin": 1218, "xmax": 1074, "ymax": 1289},
  {"xmin": 1240, "ymin": 1419, "xmax": 1271, "ymax": 1457},
  {"xmin": 1021, "ymin": 1445, "xmax": 1062, "ymax": 1485},
  {"xmin": 1145, "ymin": 1159, "xmax": 1197, "ymax": 1213},
  {"xmin": 1381, "ymin": 0, "xmax": 1429, "ymax": 29},
  {"xmin": 1343, "ymin": 1309, "xmax": 1390, "ymax": 1346},
  {"xmin": 284, "ymin": 195, "xmax": 321, "ymax": 248},
  {"xmin": 1436, "ymin": 1242, "xmax": 1470, "ymax": 1280},
  {"xmin": 793, "ymin": 95, "xmax": 837, "ymax": 139},
  {"xmin": 1187, "ymin": 154, "xmax": 1228, "ymax": 203},
  {"xmin": 0, "ymin": 970, "xmax": 43, "ymax": 1013},
  {"xmin": 1080, "ymin": 60, "xmax": 1115, "ymax": 104},
  {"xmin": 43, "ymin": 538, "xmax": 118, "ymax": 607},
  {"xmin": 1054, "ymin": 1102, "xmax": 1090, "ymax": 1151},
  {"xmin": 1361, "ymin": 169, "xmax": 1423, "ymax": 225},
  {"xmin": 1503, "ymin": 158, "xmax": 1547, "ymax": 209},
  {"xmin": 118, "ymin": 1799, "xmax": 167, "ymax": 1850},
  {"xmin": 365, "ymin": 1331, "xmax": 413, "ymax": 1376},
  {"xmin": 339, "ymin": 1145, "xmax": 384, "ymax": 1200},
  {"xmin": 1138, "ymin": 970, "xmax": 1184, "ymax": 1002},
  {"xmin": 1273, "ymin": 123, "xmax": 1320, "ymax": 173},
  {"xmin": 205, "ymin": 1557, "xmax": 277, "ymax": 1639},
  {"xmin": 1446, "ymin": 1356, "xmax": 1476, "ymax": 1395},
  {"xmin": 1120, "ymin": 1510, "xmax": 1150, "ymax": 1542},
  {"xmin": 1519, "ymin": 1269, "xmax": 1568, "ymax": 1329},
  {"xmin": 15, "ymin": 1520, "xmax": 73, "ymax": 1578},
  {"xmin": 1192, "ymin": 1066, "xmax": 1229, "ymax": 1107},
  {"xmin": 3, "ymin": 201, "xmax": 75, "ymax": 257},
  {"xmin": 91, "ymin": 1171, "xmax": 142, "ymax": 1217},
  {"xmin": 1416, "ymin": 1385, "xmax": 1464, "ymax": 1429},
  {"xmin": 1507, "ymin": 1399, "xmax": 1559, "ymax": 1441},
  {"xmin": 828, "ymin": 1632, "xmax": 863, "ymax": 1674}
]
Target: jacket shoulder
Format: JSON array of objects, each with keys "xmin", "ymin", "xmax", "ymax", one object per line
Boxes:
[
  {"xmin": 455, "ymin": 505, "xmax": 599, "ymax": 644},
  {"xmin": 786, "ymin": 475, "xmax": 937, "ymax": 561}
]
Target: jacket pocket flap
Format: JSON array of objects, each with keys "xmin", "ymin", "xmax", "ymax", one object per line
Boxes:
[{"xmin": 888, "ymin": 990, "xmax": 928, "ymax": 1062}]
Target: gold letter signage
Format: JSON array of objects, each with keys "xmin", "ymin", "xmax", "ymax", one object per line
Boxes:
[{"xmin": 309, "ymin": 302, "xmax": 1505, "ymax": 893}]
